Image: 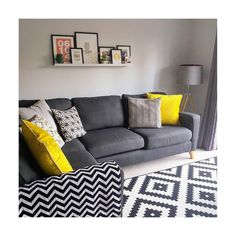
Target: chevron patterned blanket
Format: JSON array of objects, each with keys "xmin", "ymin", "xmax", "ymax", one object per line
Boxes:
[{"xmin": 19, "ymin": 161, "xmax": 123, "ymax": 217}]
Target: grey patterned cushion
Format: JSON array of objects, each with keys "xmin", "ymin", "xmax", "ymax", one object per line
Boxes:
[
  {"xmin": 52, "ymin": 107, "xmax": 86, "ymax": 142},
  {"xmin": 19, "ymin": 100, "xmax": 58, "ymax": 131},
  {"xmin": 29, "ymin": 115, "xmax": 65, "ymax": 148},
  {"xmin": 128, "ymin": 97, "xmax": 162, "ymax": 128}
]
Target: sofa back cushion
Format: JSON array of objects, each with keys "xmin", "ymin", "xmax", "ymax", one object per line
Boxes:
[
  {"xmin": 45, "ymin": 98, "xmax": 72, "ymax": 110},
  {"xmin": 19, "ymin": 98, "xmax": 72, "ymax": 110},
  {"xmin": 72, "ymin": 96, "xmax": 125, "ymax": 131}
]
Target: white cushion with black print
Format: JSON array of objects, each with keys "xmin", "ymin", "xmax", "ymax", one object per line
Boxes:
[
  {"xmin": 29, "ymin": 115, "xmax": 65, "ymax": 148},
  {"xmin": 52, "ymin": 106, "xmax": 86, "ymax": 142}
]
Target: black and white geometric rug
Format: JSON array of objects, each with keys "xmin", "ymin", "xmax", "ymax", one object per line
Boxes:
[{"xmin": 122, "ymin": 157, "xmax": 217, "ymax": 217}]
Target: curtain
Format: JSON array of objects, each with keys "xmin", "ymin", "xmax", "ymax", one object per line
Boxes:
[{"xmin": 198, "ymin": 35, "xmax": 217, "ymax": 150}]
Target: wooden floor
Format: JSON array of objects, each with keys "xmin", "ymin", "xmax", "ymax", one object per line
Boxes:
[{"xmin": 122, "ymin": 149, "xmax": 218, "ymax": 179}]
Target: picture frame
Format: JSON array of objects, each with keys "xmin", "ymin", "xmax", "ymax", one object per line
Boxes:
[
  {"xmin": 70, "ymin": 48, "xmax": 84, "ymax": 64},
  {"xmin": 111, "ymin": 49, "xmax": 122, "ymax": 64},
  {"xmin": 116, "ymin": 45, "xmax": 131, "ymax": 63},
  {"xmin": 98, "ymin": 46, "xmax": 115, "ymax": 64},
  {"xmin": 51, "ymin": 35, "xmax": 75, "ymax": 64},
  {"xmin": 74, "ymin": 32, "xmax": 99, "ymax": 64}
]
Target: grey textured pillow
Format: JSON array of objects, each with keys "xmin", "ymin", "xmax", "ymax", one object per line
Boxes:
[
  {"xmin": 19, "ymin": 100, "xmax": 57, "ymax": 131},
  {"xmin": 128, "ymin": 97, "xmax": 162, "ymax": 128},
  {"xmin": 29, "ymin": 115, "xmax": 65, "ymax": 148},
  {"xmin": 52, "ymin": 106, "xmax": 86, "ymax": 142}
]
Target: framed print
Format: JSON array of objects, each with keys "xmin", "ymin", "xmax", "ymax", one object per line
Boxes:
[
  {"xmin": 70, "ymin": 48, "xmax": 84, "ymax": 64},
  {"xmin": 74, "ymin": 32, "xmax": 99, "ymax": 64},
  {"xmin": 51, "ymin": 35, "xmax": 75, "ymax": 64},
  {"xmin": 98, "ymin": 46, "xmax": 115, "ymax": 64},
  {"xmin": 116, "ymin": 45, "xmax": 131, "ymax": 63},
  {"xmin": 111, "ymin": 49, "xmax": 122, "ymax": 64}
]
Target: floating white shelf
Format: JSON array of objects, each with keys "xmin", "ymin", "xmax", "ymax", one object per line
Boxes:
[{"xmin": 54, "ymin": 63, "xmax": 129, "ymax": 67}]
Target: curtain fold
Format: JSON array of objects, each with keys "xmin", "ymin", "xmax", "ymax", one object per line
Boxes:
[{"xmin": 198, "ymin": 35, "xmax": 217, "ymax": 150}]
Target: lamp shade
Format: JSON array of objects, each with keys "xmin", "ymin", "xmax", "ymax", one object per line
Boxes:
[{"xmin": 178, "ymin": 64, "xmax": 203, "ymax": 85}]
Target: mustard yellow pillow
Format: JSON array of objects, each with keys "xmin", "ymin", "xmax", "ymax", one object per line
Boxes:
[
  {"xmin": 21, "ymin": 120, "xmax": 73, "ymax": 176},
  {"xmin": 146, "ymin": 93, "xmax": 182, "ymax": 125}
]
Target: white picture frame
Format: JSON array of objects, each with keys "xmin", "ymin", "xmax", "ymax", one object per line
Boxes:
[
  {"xmin": 70, "ymin": 48, "xmax": 84, "ymax": 64},
  {"xmin": 74, "ymin": 32, "xmax": 99, "ymax": 64},
  {"xmin": 111, "ymin": 49, "xmax": 122, "ymax": 64}
]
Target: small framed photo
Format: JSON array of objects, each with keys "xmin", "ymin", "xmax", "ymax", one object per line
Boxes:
[
  {"xmin": 70, "ymin": 48, "xmax": 84, "ymax": 64},
  {"xmin": 98, "ymin": 46, "xmax": 115, "ymax": 64},
  {"xmin": 51, "ymin": 35, "xmax": 75, "ymax": 64},
  {"xmin": 74, "ymin": 32, "xmax": 99, "ymax": 64},
  {"xmin": 111, "ymin": 49, "xmax": 122, "ymax": 64},
  {"xmin": 116, "ymin": 45, "xmax": 131, "ymax": 63}
]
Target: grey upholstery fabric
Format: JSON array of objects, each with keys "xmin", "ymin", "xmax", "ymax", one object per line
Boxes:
[
  {"xmin": 46, "ymin": 98, "xmax": 72, "ymax": 110},
  {"xmin": 179, "ymin": 112, "xmax": 200, "ymax": 150},
  {"xmin": 128, "ymin": 97, "xmax": 161, "ymax": 128},
  {"xmin": 19, "ymin": 133, "xmax": 46, "ymax": 186},
  {"xmin": 98, "ymin": 142, "xmax": 192, "ymax": 167},
  {"xmin": 122, "ymin": 92, "xmax": 166, "ymax": 127},
  {"xmin": 19, "ymin": 100, "xmax": 38, "ymax": 108},
  {"xmin": 72, "ymin": 96, "xmax": 125, "ymax": 131},
  {"xmin": 132, "ymin": 126, "xmax": 192, "ymax": 149},
  {"xmin": 79, "ymin": 127, "xmax": 145, "ymax": 158},
  {"xmin": 19, "ymin": 99, "xmax": 72, "ymax": 110},
  {"xmin": 61, "ymin": 139, "xmax": 97, "ymax": 169}
]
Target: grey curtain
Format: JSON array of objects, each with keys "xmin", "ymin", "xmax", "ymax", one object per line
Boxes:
[{"xmin": 198, "ymin": 35, "xmax": 217, "ymax": 150}]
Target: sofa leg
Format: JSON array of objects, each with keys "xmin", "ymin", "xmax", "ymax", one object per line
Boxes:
[{"xmin": 189, "ymin": 151, "xmax": 195, "ymax": 159}]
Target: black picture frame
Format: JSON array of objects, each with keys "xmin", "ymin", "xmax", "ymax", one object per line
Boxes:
[
  {"xmin": 116, "ymin": 45, "xmax": 131, "ymax": 63},
  {"xmin": 51, "ymin": 35, "xmax": 75, "ymax": 65},
  {"xmin": 98, "ymin": 46, "xmax": 115, "ymax": 63},
  {"xmin": 111, "ymin": 49, "xmax": 122, "ymax": 64},
  {"xmin": 70, "ymin": 48, "xmax": 84, "ymax": 64},
  {"xmin": 74, "ymin": 32, "xmax": 99, "ymax": 64}
]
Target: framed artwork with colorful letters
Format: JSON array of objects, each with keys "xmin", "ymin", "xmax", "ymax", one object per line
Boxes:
[{"xmin": 51, "ymin": 35, "xmax": 75, "ymax": 64}]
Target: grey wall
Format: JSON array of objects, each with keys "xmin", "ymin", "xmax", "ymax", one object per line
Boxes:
[
  {"xmin": 185, "ymin": 19, "xmax": 217, "ymax": 115},
  {"xmin": 19, "ymin": 19, "xmax": 216, "ymax": 116},
  {"xmin": 19, "ymin": 19, "xmax": 192, "ymax": 99}
]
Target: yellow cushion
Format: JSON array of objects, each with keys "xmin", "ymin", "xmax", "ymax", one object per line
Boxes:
[
  {"xmin": 21, "ymin": 120, "xmax": 73, "ymax": 176},
  {"xmin": 146, "ymin": 93, "xmax": 182, "ymax": 125}
]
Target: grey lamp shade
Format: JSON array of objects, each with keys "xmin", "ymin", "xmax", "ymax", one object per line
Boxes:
[{"xmin": 178, "ymin": 64, "xmax": 203, "ymax": 85}]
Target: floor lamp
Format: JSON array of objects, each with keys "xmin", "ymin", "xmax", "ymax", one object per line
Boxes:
[{"xmin": 178, "ymin": 64, "xmax": 203, "ymax": 112}]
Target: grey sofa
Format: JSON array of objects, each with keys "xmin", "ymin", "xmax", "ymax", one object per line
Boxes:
[
  {"xmin": 19, "ymin": 92, "xmax": 200, "ymax": 217},
  {"xmin": 19, "ymin": 92, "xmax": 200, "ymax": 184}
]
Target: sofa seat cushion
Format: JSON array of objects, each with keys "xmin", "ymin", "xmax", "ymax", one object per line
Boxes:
[
  {"xmin": 61, "ymin": 139, "xmax": 97, "ymax": 170},
  {"xmin": 79, "ymin": 127, "xmax": 145, "ymax": 158},
  {"xmin": 132, "ymin": 126, "xmax": 192, "ymax": 149}
]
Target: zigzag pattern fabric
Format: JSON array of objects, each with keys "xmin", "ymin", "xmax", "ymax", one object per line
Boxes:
[{"xmin": 19, "ymin": 161, "xmax": 122, "ymax": 217}]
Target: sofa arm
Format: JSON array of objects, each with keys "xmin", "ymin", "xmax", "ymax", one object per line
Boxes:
[
  {"xmin": 19, "ymin": 161, "xmax": 123, "ymax": 217},
  {"xmin": 179, "ymin": 112, "xmax": 200, "ymax": 150}
]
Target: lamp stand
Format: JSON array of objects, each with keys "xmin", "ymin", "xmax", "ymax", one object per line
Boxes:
[{"xmin": 180, "ymin": 85, "xmax": 195, "ymax": 112}]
